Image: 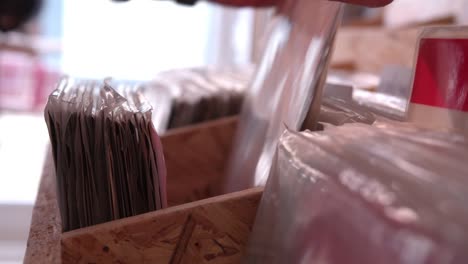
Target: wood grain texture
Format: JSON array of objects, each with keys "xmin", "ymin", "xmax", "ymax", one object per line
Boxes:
[
  {"xmin": 24, "ymin": 150, "xmax": 62, "ymax": 264},
  {"xmin": 331, "ymin": 27, "xmax": 421, "ymax": 74},
  {"xmin": 25, "ymin": 117, "xmax": 246, "ymax": 263},
  {"xmin": 163, "ymin": 117, "xmax": 238, "ymax": 206},
  {"xmin": 61, "ymin": 187, "xmax": 263, "ymax": 264}
]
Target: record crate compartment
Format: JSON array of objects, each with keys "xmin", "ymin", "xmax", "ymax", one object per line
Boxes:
[{"xmin": 24, "ymin": 117, "xmax": 264, "ymax": 264}]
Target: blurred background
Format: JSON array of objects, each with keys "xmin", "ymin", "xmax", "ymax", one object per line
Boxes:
[{"xmin": 1, "ymin": 0, "xmax": 468, "ymax": 262}]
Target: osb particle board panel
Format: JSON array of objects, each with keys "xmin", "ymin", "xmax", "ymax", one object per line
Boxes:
[
  {"xmin": 61, "ymin": 187, "xmax": 262, "ymax": 264},
  {"xmin": 24, "ymin": 150, "xmax": 61, "ymax": 264},
  {"xmin": 163, "ymin": 117, "xmax": 238, "ymax": 206},
  {"xmin": 24, "ymin": 117, "xmax": 242, "ymax": 264}
]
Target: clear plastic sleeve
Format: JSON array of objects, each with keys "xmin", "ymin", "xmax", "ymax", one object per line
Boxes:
[
  {"xmin": 353, "ymin": 89, "xmax": 408, "ymax": 121},
  {"xmin": 224, "ymin": 0, "xmax": 344, "ymax": 192},
  {"xmin": 246, "ymin": 124, "xmax": 468, "ymax": 263},
  {"xmin": 318, "ymin": 96, "xmax": 376, "ymax": 126},
  {"xmin": 44, "ymin": 77, "xmax": 167, "ymax": 231}
]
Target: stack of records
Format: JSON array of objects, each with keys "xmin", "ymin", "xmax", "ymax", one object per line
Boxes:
[
  {"xmin": 44, "ymin": 78, "xmax": 166, "ymax": 231},
  {"xmin": 145, "ymin": 66, "xmax": 252, "ymax": 132},
  {"xmin": 247, "ymin": 123, "xmax": 468, "ymax": 263}
]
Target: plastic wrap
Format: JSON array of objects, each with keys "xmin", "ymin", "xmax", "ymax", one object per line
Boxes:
[
  {"xmin": 246, "ymin": 124, "xmax": 468, "ymax": 263},
  {"xmin": 139, "ymin": 79, "xmax": 174, "ymax": 133},
  {"xmin": 353, "ymin": 89, "xmax": 407, "ymax": 121},
  {"xmin": 44, "ymin": 78, "xmax": 166, "ymax": 231},
  {"xmin": 327, "ymin": 67, "xmax": 411, "ymax": 121},
  {"xmin": 318, "ymin": 96, "xmax": 376, "ymax": 126},
  {"xmin": 327, "ymin": 70, "xmax": 380, "ymax": 91},
  {"xmin": 224, "ymin": 0, "xmax": 344, "ymax": 192}
]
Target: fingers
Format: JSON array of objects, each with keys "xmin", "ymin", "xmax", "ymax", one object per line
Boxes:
[
  {"xmin": 208, "ymin": 0, "xmax": 277, "ymax": 7},
  {"xmin": 329, "ymin": 0, "xmax": 393, "ymax": 7},
  {"xmin": 207, "ymin": 0, "xmax": 393, "ymax": 8}
]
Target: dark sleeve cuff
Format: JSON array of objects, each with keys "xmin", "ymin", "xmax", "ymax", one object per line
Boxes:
[{"xmin": 175, "ymin": 0, "xmax": 198, "ymax": 5}]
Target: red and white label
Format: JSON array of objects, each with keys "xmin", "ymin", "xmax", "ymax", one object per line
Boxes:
[{"xmin": 409, "ymin": 37, "xmax": 468, "ymax": 133}]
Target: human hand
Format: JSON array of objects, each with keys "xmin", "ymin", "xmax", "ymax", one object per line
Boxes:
[
  {"xmin": 208, "ymin": 0, "xmax": 392, "ymax": 7},
  {"xmin": 329, "ymin": 0, "xmax": 392, "ymax": 7}
]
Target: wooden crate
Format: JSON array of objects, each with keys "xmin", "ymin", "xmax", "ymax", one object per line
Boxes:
[{"xmin": 24, "ymin": 117, "xmax": 263, "ymax": 264}]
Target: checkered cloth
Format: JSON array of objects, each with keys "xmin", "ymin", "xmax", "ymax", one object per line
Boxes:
[{"xmin": 0, "ymin": 51, "xmax": 60, "ymax": 111}]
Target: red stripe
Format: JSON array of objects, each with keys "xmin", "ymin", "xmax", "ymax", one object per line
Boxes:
[{"xmin": 411, "ymin": 38, "xmax": 468, "ymax": 112}]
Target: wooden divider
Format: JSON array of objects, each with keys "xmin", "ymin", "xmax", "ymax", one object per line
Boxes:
[
  {"xmin": 163, "ymin": 117, "xmax": 238, "ymax": 206},
  {"xmin": 25, "ymin": 117, "xmax": 263, "ymax": 264},
  {"xmin": 62, "ymin": 187, "xmax": 262, "ymax": 264}
]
